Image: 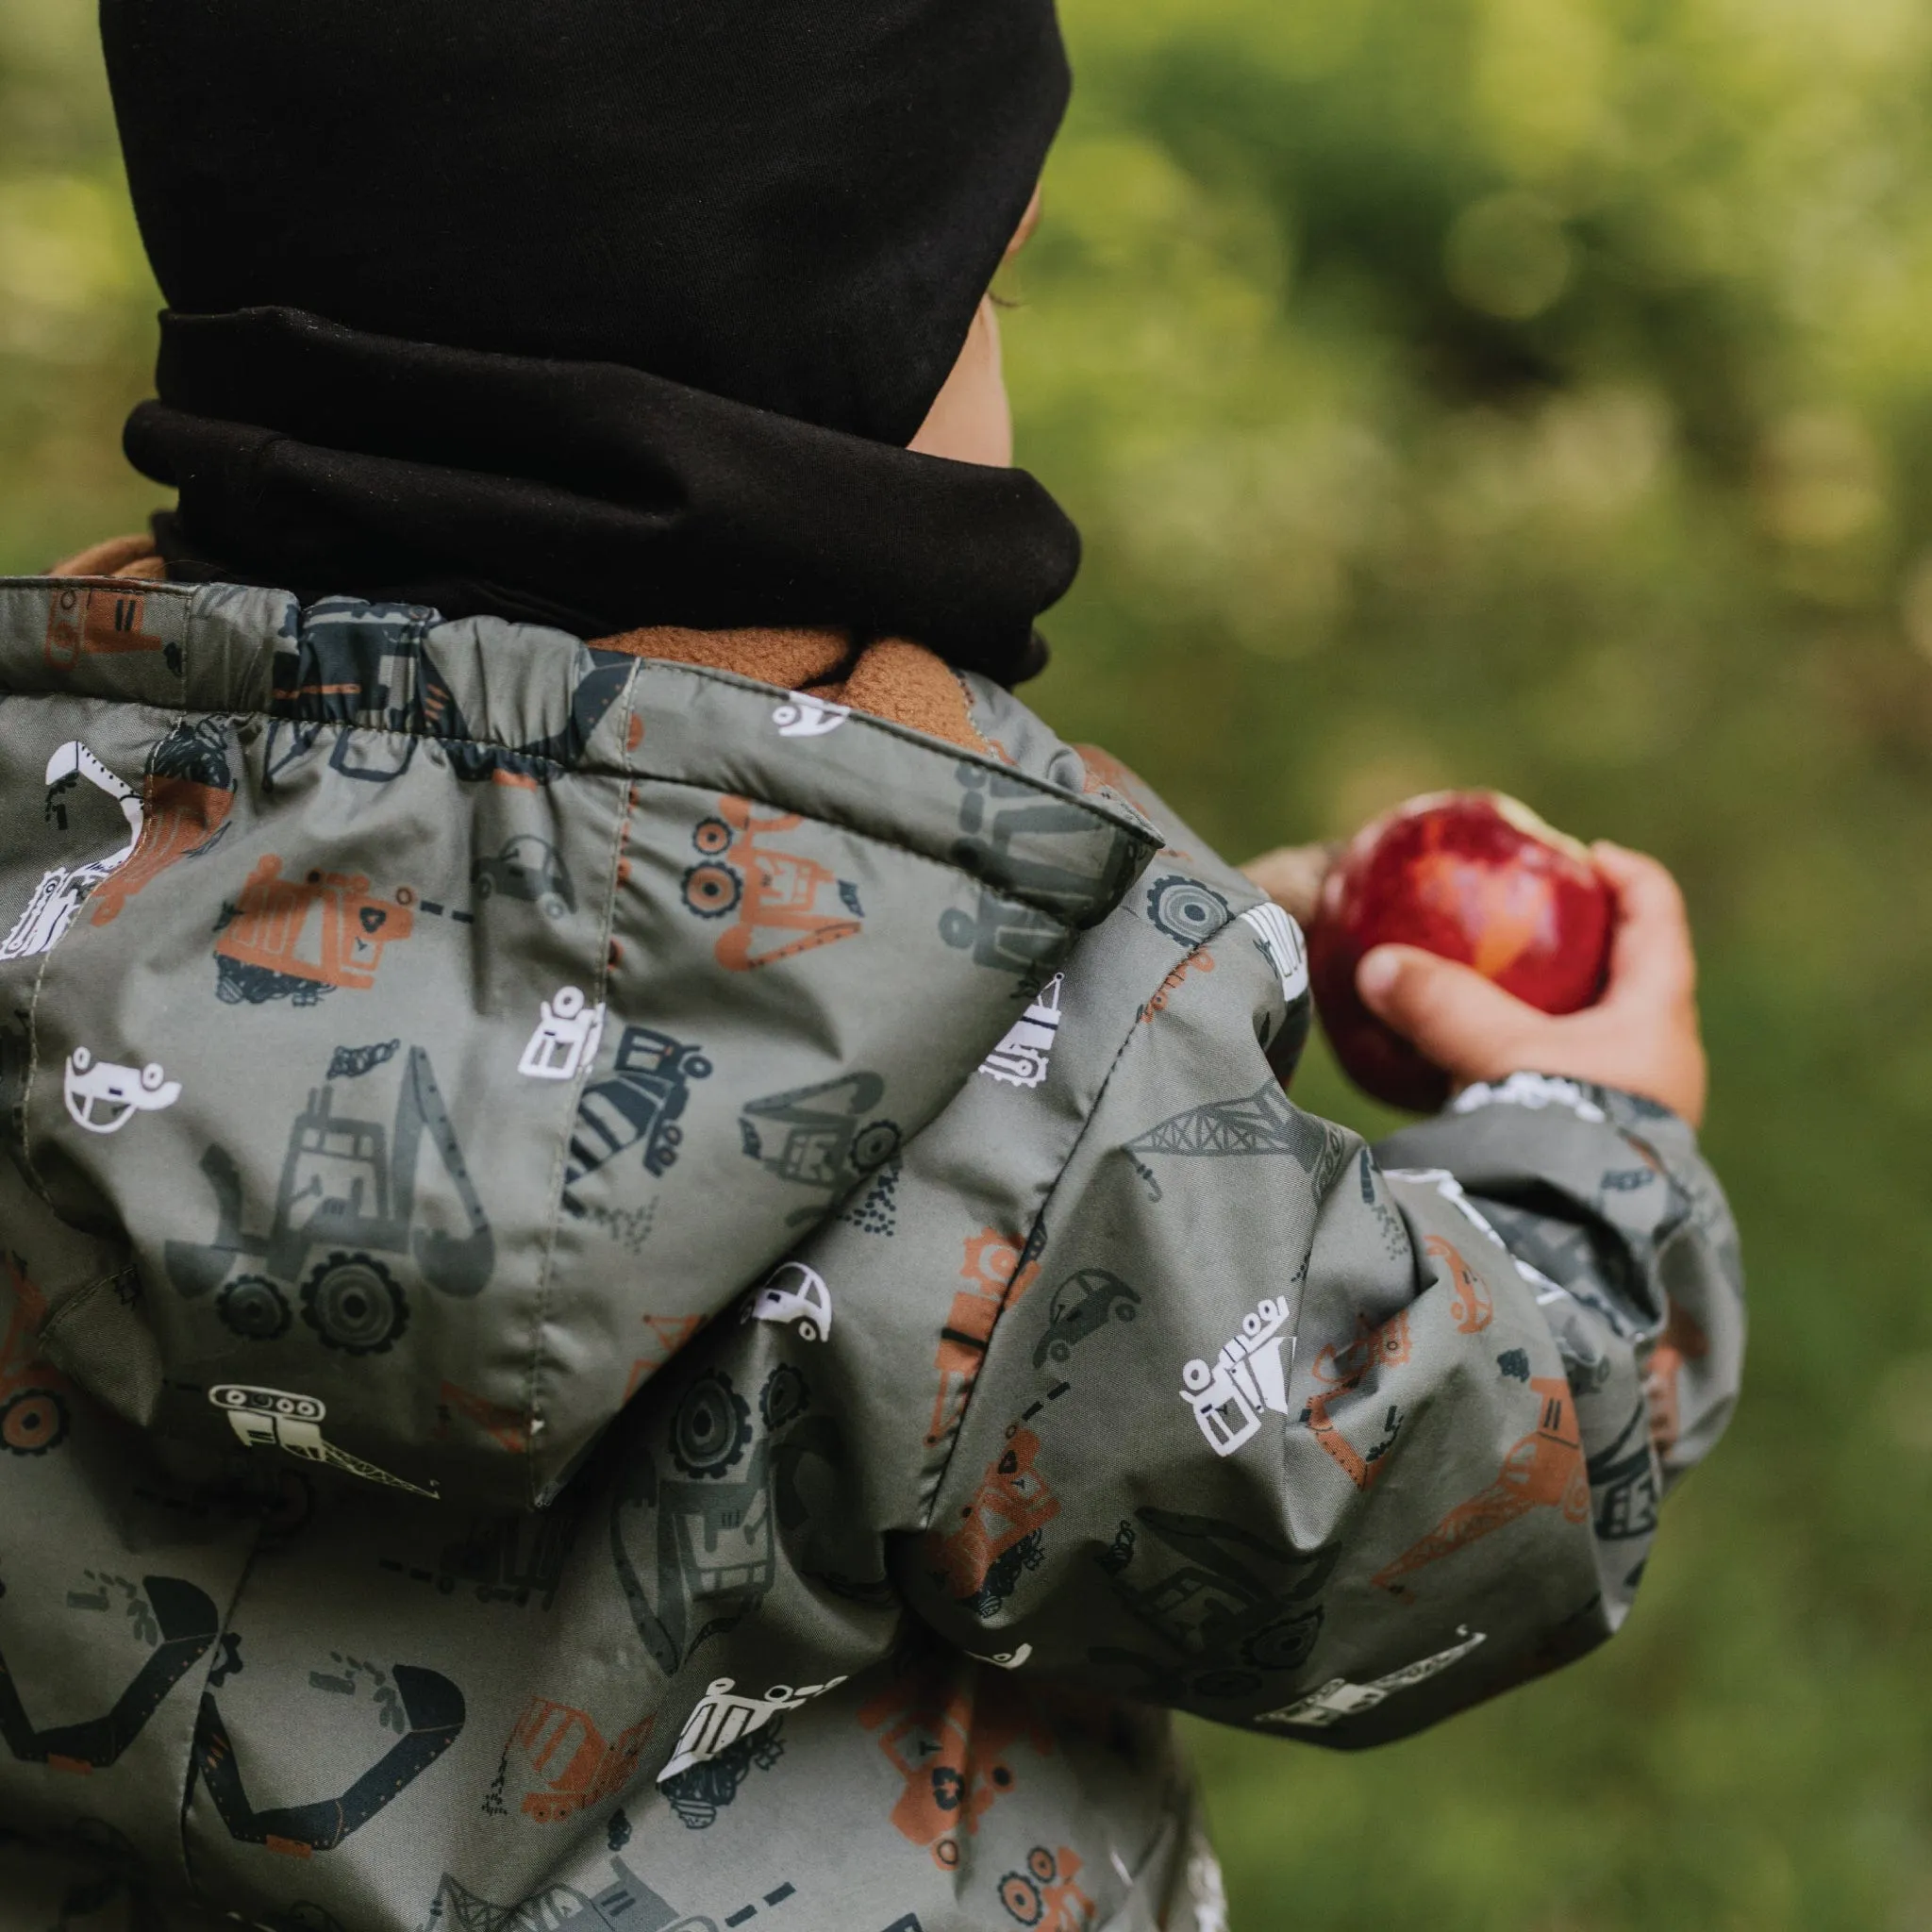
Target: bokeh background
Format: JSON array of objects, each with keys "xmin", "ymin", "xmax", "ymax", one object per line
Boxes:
[{"xmin": 6, "ymin": 0, "xmax": 1932, "ymax": 1925}]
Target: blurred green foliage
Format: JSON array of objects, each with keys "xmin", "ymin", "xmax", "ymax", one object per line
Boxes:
[{"xmin": 6, "ymin": 0, "xmax": 1932, "ymax": 1925}]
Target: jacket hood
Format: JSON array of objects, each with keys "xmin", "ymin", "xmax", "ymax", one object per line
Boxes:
[{"xmin": 0, "ymin": 577, "xmax": 1156, "ymax": 1510}]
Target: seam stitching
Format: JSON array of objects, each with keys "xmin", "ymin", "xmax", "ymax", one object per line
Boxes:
[
  {"xmin": 520, "ymin": 673, "xmax": 643, "ymax": 1509},
  {"xmin": 916, "ymin": 908, "xmax": 1252, "ymax": 1529}
]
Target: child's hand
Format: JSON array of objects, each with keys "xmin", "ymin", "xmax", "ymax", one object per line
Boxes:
[
  {"xmin": 1241, "ymin": 841, "xmax": 1336, "ymax": 925},
  {"xmin": 1353, "ymin": 842, "xmax": 1708, "ymax": 1127}
]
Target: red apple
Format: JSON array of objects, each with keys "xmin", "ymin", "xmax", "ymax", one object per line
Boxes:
[{"xmin": 1308, "ymin": 791, "xmax": 1614, "ymax": 1111}]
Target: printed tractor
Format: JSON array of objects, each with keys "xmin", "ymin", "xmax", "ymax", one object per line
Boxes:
[
  {"xmin": 998, "ymin": 1846, "xmax": 1096, "ymax": 1930},
  {"xmin": 213, "ymin": 854, "xmax": 414, "ymax": 1005},
  {"xmin": 165, "ymin": 1044, "xmax": 492, "ymax": 1353},
  {"xmin": 739, "ymin": 1072, "xmax": 901, "ymax": 1212},
  {"xmin": 858, "ymin": 1669, "xmax": 1049, "ymax": 1871},
  {"xmin": 682, "ymin": 799, "xmax": 862, "ymax": 970},
  {"xmin": 929, "ymin": 1428, "xmax": 1060, "ymax": 1614}
]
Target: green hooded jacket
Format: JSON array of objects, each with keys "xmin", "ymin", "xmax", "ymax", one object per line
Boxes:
[{"xmin": 0, "ymin": 577, "xmax": 1742, "ymax": 1932}]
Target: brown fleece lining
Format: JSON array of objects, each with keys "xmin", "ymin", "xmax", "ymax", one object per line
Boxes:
[
  {"xmin": 48, "ymin": 534, "xmax": 170, "ymax": 580},
  {"xmin": 593, "ymin": 623, "xmax": 987, "ymax": 751},
  {"xmin": 45, "ymin": 536, "xmax": 990, "ymax": 752},
  {"xmin": 595, "ymin": 624, "xmax": 853, "ymax": 691},
  {"xmin": 838, "ymin": 638, "xmax": 989, "ymax": 752}
]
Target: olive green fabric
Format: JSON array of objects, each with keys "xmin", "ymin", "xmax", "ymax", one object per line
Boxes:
[{"xmin": 0, "ymin": 578, "xmax": 1741, "ymax": 1932}]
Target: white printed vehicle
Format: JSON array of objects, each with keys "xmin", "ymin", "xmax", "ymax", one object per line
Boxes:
[
  {"xmin": 1256, "ymin": 1625, "xmax": 1488, "ymax": 1729},
  {"xmin": 658, "ymin": 1674, "xmax": 848, "ymax": 1782},
  {"xmin": 0, "ymin": 742, "xmax": 144, "ymax": 963},
  {"xmin": 62, "ymin": 1048, "xmax": 182, "ymax": 1135},
  {"xmin": 518, "ymin": 985, "xmax": 607, "ymax": 1081},
  {"xmin": 977, "ymin": 974, "xmax": 1063, "ymax": 1090},
  {"xmin": 742, "ymin": 1261, "xmax": 832, "ymax": 1342},
  {"xmin": 770, "ymin": 692, "xmax": 849, "ymax": 739},
  {"xmin": 1179, "ymin": 1294, "xmax": 1295, "ymax": 1457}
]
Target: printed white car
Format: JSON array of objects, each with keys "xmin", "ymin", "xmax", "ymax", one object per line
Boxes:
[{"xmin": 742, "ymin": 1261, "xmax": 832, "ymax": 1342}]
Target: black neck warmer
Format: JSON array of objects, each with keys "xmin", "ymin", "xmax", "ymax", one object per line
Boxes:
[
  {"xmin": 102, "ymin": 0, "xmax": 1077, "ymax": 683},
  {"xmin": 126, "ymin": 309, "xmax": 1079, "ymax": 683}
]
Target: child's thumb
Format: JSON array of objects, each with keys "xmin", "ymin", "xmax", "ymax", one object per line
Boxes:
[{"xmin": 1354, "ymin": 944, "xmax": 1540, "ymax": 1080}]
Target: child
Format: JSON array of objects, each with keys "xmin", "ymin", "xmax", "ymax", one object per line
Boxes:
[{"xmin": 0, "ymin": 1, "xmax": 1740, "ymax": 1926}]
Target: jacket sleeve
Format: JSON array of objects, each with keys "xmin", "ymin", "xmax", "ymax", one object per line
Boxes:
[{"xmin": 891, "ymin": 909, "xmax": 1743, "ymax": 1747}]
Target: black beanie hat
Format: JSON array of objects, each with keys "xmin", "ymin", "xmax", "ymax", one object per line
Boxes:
[{"xmin": 99, "ymin": 0, "xmax": 1070, "ymax": 446}]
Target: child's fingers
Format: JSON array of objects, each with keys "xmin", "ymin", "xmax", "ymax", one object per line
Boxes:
[
  {"xmin": 1356, "ymin": 944, "xmax": 1545, "ymax": 1081},
  {"xmin": 1241, "ymin": 841, "xmax": 1334, "ymax": 926},
  {"xmin": 1591, "ymin": 842, "xmax": 1696, "ymax": 1008}
]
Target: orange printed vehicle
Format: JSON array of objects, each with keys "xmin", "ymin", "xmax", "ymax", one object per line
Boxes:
[
  {"xmin": 1372, "ymin": 1375, "xmax": 1588, "ymax": 1598},
  {"xmin": 683, "ymin": 796, "xmax": 861, "ymax": 971},
  {"xmin": 89, "ymin": 720, "xmax": 236, "ymax": 926},
  {"xmin": 1424, "ymin": 1233, "xmax": 1493, "ymax": 1335},
  {"xmin": 928, "ymin": 1426, "xmax": 1060, "ymax": 1612},
  {"xmin": 43, "ymin": 584, "xmax": 167, "ymax": 670},
  {"xmin": 500, "ymin": 1696, "xmax": 652, "ymax": 1824},
  {"xmin": 858, "ymin": 1666, "xmax": 1052, "ymax": 1870},
  {"xmin": 997, "ymin": 1846, "xmax": 1096, "ymax": 1929},
  {"xmin": 214, "ymin": 854, "xmax": 415, "ymax": 1004},
  {"xmin": 926, "ymin": 1230, "xmax": 1038, "ymax": 1446},
  {"xmin": 1305, "ymin": 1309, "xmax": 1411, "ymax": 1491}
]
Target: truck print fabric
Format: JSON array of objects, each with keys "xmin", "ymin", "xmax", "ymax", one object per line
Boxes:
[{"xmin": 0, "ymin": 576, "xmax": 1742, "ymax": 1931}]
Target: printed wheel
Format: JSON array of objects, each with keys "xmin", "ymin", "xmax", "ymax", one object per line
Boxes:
[
  {"xmin": 1027, "ymin": 1848, "xmax": 1058, "ymax": 1883},
  {"xmin": 473, "ymin": 872, "xmax": 494, "ymax": 899},
  {"xmin": 851, "ymin": 1120, "xmax": 901, "ymax": 1171},
  {"xmin": 998, "ymin": 1873, "xmax": 1045, "ymax": 1925},
  {"xmin": 930, "ymin": 1766, "xmax": 965, "ymax": 1813},
  {"xmin": 0, "ymin": 1389, "xmax": 69, "ymax": 1456},
  {"xmin": 1145, "ymin": 874, "xmax": 1229, "ymax": 945},
  {"xmin": 302, "ymin": 1253, "xmax": 408, "ymax": 1356},
  {"xmin": 1562, "ymin": 1463, "xmax": 1591, "ymax": 1524},
  {"xmin": 670, "ymin": 1370, "xmax": 752, "ymax": 1478},
  {"xmin": 759, "ymin": 1362, "xmax": 808, "ymax": 1431},
  {"xmin": 541, "ymin": 893, "xmax": 569, "ymax": 920},
  {"xmin": 218, "ymin": 1274, "xmax": 291, "ymax": 1342},
  {"xmin": 682, "ymin": 860, "xmax": 742, "ymax": 918},
  {"xmin": 692, "ymin": 816, "xmax": 734, "ymax": 856},
  {"xmin": 1241, "ymin": 1611, "xmax": 1322, "ymax": 1672}
]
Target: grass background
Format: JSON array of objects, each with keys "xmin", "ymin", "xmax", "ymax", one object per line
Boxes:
[{"xmin": 6, "ymin": 0, "xmax": 1932, "ymax": 1924}]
